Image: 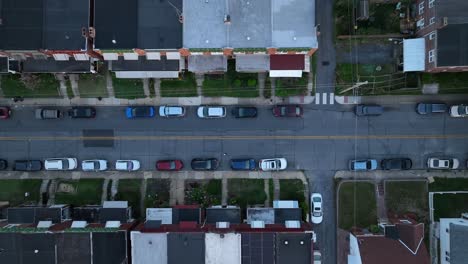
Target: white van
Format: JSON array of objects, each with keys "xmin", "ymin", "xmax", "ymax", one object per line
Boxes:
[{"xmin": 44, "ymin": 158, "xmax": 78, "ymax": 170}]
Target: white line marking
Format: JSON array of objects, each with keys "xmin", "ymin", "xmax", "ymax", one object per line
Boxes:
[
  {"xmin": 330, "ymin": 92, "xmax": 335, "ymax": 105},
  {"xmin": 315, "ymin": 93, "xmax": 320, "ymax": 104},
  {"xmin": 322, "ymin": 93, "xmax": 327, "ymax": 105}
]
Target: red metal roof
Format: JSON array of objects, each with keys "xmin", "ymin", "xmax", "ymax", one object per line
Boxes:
[{"xmin": 270, "ymin": 55, "xmax": 305, "ymax": 70}]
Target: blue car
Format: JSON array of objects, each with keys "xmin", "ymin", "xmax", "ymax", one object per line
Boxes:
[
  {"xmin": 230, "ymin": 159, "xmax": 256, "ymax": 171},
  {"xmin": 349, "ymin": 159, "xmax": 378, "ymax": 171},
  {"xmin": 126, "ymin": 106, "xmax": 155, "ymax": 118}
]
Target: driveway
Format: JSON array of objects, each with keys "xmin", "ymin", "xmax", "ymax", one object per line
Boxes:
[{"xmin": 336, "ymin": 43, "xmax": 396, "ymax": 64}]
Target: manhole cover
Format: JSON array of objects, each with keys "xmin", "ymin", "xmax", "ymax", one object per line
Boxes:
[{"xmin": 322, "ymin": 61, "xmax": 329, "ymax": 66}]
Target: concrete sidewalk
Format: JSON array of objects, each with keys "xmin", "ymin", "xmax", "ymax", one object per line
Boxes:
[
  {"xmin": 334, "ymin": 169, "xmax": 468, "ymax": 180},
  {"xmin": 335, "ymin": 94, "xmax": 468, "ymax": 105}
]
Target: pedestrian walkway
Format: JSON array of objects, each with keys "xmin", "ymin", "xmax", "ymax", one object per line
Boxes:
[
  {"xmin": 314, "ymin": 92, "xmax": 335, "ymax": 105},
  {"xmin": 335, "ymin": 94, "xmax": 467, "ymax": 105},
  {"xmin": 334, "ymin": 169, "xmax": 468, "ymax": 180}
]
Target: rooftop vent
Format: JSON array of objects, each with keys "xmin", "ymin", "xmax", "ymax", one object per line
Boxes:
[
  {"xmin": 285, "ymin": 220, "xmax": 300, "ymax": 228},
  {"xmin": 37, "ymin": 221, "xmax": 53, "ymax": 229},
  {"xmin": 216, "ymin": 222, "xmax": 230, "ymax": 229},
  {"xmin": 71, "ymin": 221, "xmax": 87, "ymax": 228},
  {"xmin": 105, "ymin": 221, "xmax": 121, "ymax": 228},
  {"xmin": 251, "ymin": 220, "xmax": 265, "ymax": 229},
  {"xmin": 224, "ymin": 14, "xmax": 231, "ymax": 24}
]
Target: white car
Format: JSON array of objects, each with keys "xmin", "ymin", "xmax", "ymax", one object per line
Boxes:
[
  {"xmin": 197, "ymin": 106, "xmax": 226, "ymax": 118},
  {"xmin": 311, "ymin": 193, "xmax": 323, "ymax": 224},
  {"xmin": 313, "ymin": 251, "xmax": 322, "ymax": 264},
  {"xmin": 115, "ymin": 160, "xmax": 140, "ymax": 171},
  {"xmin": 82, "ymin": 160, "xmax": 108, "ymax": 171},
  {"xmin": 44, "ymin": 158, "xmax": 78, "ymax": 171},
  {"xmin": 427, "ymin": 158, "xmax": 459, "ymax": 169},
  {"xmin": 259, "ymin": 158, "xmax": 287, "ymax": 171},
  {"xmin": 159, "ymin": 105, "xmax": 185, "ymax": 117},
  {"xmin": 450, "ymin": 105, "xmax": 468, "ymax": 117}
]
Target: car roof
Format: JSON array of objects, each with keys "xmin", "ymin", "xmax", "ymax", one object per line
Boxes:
[
  {"xmin": 353, "ymin": 161, "xmax": 367, "ymax": 170},
  {"xmin": 208, "ymin": 107, "xmax": 224, "ymax": 115}
]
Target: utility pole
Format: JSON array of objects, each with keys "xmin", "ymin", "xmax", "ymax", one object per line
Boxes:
[{"xmin": 339, "ymin": 81, "xmax": 369, "ymax": 94}]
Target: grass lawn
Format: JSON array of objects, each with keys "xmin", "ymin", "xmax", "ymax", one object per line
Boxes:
[
  {"xmin": 54, "ymin": 179, "xmax": 103, "ymax": 206},
  {"xmin": 338, "ymin": 182, "xmax": 377, "ymax": 230},
  {"xmin": 115, "ymin": 179, "xmax": 142, "ymax": 219},
  {"xmin": 185, "ymin": 179, "xmax": 222, "ymax": 207},
  {"xmin": 385, "ymin": 181, "xmax": 428, "ymax": 220},
  {"xmin": 1, "ymin": 74, "xmax": 60, "ymax": 98},
  {"xmin": 422, "ymin": 72, "xmax": 468, "ymax": 94},
  {"xmin": 429, "ymin": 178, "xmax": 468, "ymax": 192},
  {"xmin": 433, "ymin": 193, "xmax": 468, "ymax": 221},
  {"xmin": 202, "ymin": 60, "xmax": 259, "ymax": 97},
  {"xmin": 279, "ymin": 179, "xmax": 308, "ymax": 219},
  {"xmin": 275, "ymin": 74, "xmax": 308, "ymax": 97},
  {"xmin": 111, "ymin": 74, "xmax": 145, "ymax": 99},
  {"xmin": 145, "ymin": 179, "xmax": 170, "ymax": 209},
  {"xmin": 228, "ymin": 179, "xmax": 266, "ymax": 208},
  {"xmin": 160, "ymin": 72, "xmax": 198, "ymax": 97},
  {"xmin": 0, "ymin": 180, "xmax": 42, "ymax": 206},
  {"xmin": 78, "ymin": 73, "xmax": 108, "ymax": 98}
]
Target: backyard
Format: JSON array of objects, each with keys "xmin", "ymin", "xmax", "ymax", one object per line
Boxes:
[
  {"xmin": 185, "ymin": 179, "xmax": 222, "ymax": 207},
  {"xmin": 160, "ymin": 72, "xmax": 198, "ymax": 97},
  {"xmin": 111, "ymin": 74, "xmax": 145, "ymax": 99},
  {"xmin": 429, "ymin": 178, "xmax": 468, "ymax": 192},
  {"xmin": 145, "ymin": 179, "xmax": 170, "ymax": 209},
  {"xmin": 54, "ymin": 179, "xmax": 103, "ymax": 206},
  {"xmin": 338, "ymin": 182, "xmax": 377, "ymax": 230},
  {"xmin": 228, "ymin": 179, "xmax": 267, "ymax": 208},
  {"xmin": 0, "ymin": 180, "xmax": 42, "ymax": 206},
  {"xmin": 279, "ymin": 179, "xmax": 308, "ymax": 219},
  {"xmin": 422, "ymin": 72, "xmax": 468, "ymax": 94},
  {"xmin": 385, "ymin": 181, "xmax": 428, "ymax": 221},
  {"xmin": 115, "ymin": 179, "xmax": 142, "ymax": 219},
  {"xmin": 1, "ymin": 74, "xmax": 60, "ymax": 98},
  {"xmin": 433, "ymin": 193, "xmax": 468, "ymax": 221}
]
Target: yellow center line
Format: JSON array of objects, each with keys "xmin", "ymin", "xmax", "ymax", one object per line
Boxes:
[{"xmin": 0, "ymin": 134, "xmax": 466, "ymax": 141}]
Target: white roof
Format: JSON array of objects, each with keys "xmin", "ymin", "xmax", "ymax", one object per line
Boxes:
[
  {"xmin": 273, "ymin": 200, "xmax": 299, "ymax": 208},
  {"xmin": 71, "ymin": 221, "xmax": 87, "ymax": 228},
  {"xmin": 269, "ymin": 70, "xmax": 303, "ymax": 78},
  {"xmin": 251, "ymin": 220, "xmax": 266, "ymax": 228},
  {"xmin": 403, "ymin": 38, "xmax": 426, "ymax": 72},
  {"xmin": 146, "ymin": 208, "xmax": 173, "ymax": 224},
  {"xmin": 131, "ymin": 232, "xmax": 167, "ymax": 264},
  {"xmin": 205, "ymin": 233, "xmax": 241, "ymax": 264},
  {"xmin": 103, "ymin": 201, "xmax": 128, "ymax": 208},
  {"xmin": 439, "ymin": 217, "xmax": 468, "ymax": 264},
  {"xmin": 285, "ymin": 220, "xmax": 301, "ymax": 228},
  {"xmin": 105, "ymin": 221, "xmax": 121, "ymax": 228}
]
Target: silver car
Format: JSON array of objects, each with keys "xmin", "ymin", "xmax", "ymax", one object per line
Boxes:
[
  {"xmin": 159, "ymin": 105, "xmax": 185, "ymax": 117},
  {"xmin": 197, "ymin": 106, "xmax": 226, "ymax": 118}
]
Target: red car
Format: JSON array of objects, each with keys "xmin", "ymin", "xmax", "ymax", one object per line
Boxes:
[
  {"xmin": 272, "ymin": 105, "xmax": 303, "ymax": 117},
  {"xmin": 156, "ymin": 160, "xmax": 184, "ymax": 171},
  {"xmin": 0, "ymin": 107, "xmax": 11, "ymax": 119}
]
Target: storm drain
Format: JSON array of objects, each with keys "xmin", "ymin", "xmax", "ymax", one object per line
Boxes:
[{"xmin": 82, "ymin": 129, "xmax": 114, "ymax": 148}]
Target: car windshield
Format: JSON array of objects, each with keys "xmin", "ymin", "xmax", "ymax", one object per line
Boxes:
[
  {"xmin": 62, "ymin": 160, "xmax": 69, "ymax": 168},
  {"xmin": 313, "ymin": 197, "xmax": 321, "ymax": 202},
  {"xmin": 205, "ymin": 161, "xmax": 212, "ymax": 169},
  {"xmin": 170, "ymin": 161, "xmax": 176, "ymax": 170},
  {"xmin": 127, "ymin": 162, "xmax": 133, "ymax": 170},
  {"xmin": 313, "ymin": 212, "xmax": 322, "ymax": 217},
  {"xmin": 433, "ymin": 160, "xmax": 439, "ymax": 166},
  {"xmin": 366, "ymin": 161, "xmax": 372, "ymax": 169},
  {"xmin": 448, "ymin": 160, "xmax": 453, "ymax": 167},
  {"xmin": 93, "ymin": 161, "xmax": 100, "ymax": 169},
  {"xmin": 458, "ymin": 106, "xmax": 467, "ymax": 115},
  {"xmin": 314, "ymin": 255, "xmax": 321, "ymax": 260},
  {"xmin": 203, "ymin": 108, "xmax": 209, "ymax": 116},
  {"xmin": 276, "ymin": 160, "xmax": 281, "ymax": 168}
]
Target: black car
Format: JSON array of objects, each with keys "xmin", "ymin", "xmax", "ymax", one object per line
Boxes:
[
  {"xmin": 0, "ymin": 159, "xmax": 7, "ymax": 170},
  {"xmin": 14, "ymin": 160, "xmax": 42, "ymax": 171},
  {"xmin": 355, "ymin": 105, "xmax": 384, "ymax": 116},
  {"xmin": 381, "ymin": 158, "xmax": 412, "ymax": 170},
  {"xmin": 68, "ymin": 107, "xmax": 96, "ymax": 118},
  {"xmin": 191, "ymin": 158, "xmax": 219, "ymax": 171},
  {"xmin": 416, "ymin": 103, "xmax": 447, "ymax": 115},
  {"xmin": 231, "ymin": 107, "xmax": 258, "ymax": 118}
]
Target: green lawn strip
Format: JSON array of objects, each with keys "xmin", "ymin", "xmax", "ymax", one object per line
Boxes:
[
  {"xmin": 268, "ymin": 179, "xmax": 274, "ymax": 206},
  {"xmin": 115, "ymin": 179, "xmax": 142, "ymax": 219},
  {"xmin": 54, "ymin": 179, "xmax": 103, "ymax": 206},
  {"xmin": 279, "ymin": 179, "xmax": 308, "ymax": 219},
  {"xmin": 2, "ymin": 74, "xmax": 60, "ymax": 98},
  {"xmin": 275, "ymin": 74, "xmax": 308, "ymax": 97},
  {"xmin": 422, "ymin": 72, "xmax": 468, "ymax": 94},
  {"xmin": 111, "ymin": 74, "xmax": 145, "ymax": 99},
  {"xmin": 160, "ymin": 73, "xmax": 198, "ymax": 97},
  {"xmin": 185, "ymin": 180, "xmax": 222, "ymax": 208},
  {"xmin": 264, "ymin": 77, "xmax": 272, "ymax": 98},
  {"xmin": 0, "ymin": 180, "xmax": 42, "ymax": 206},
  {"xmin": 65, "ymin": 78, "xmax": 73, "ymax": 98},
  {"xmin": 433, "ymin": 193, "xmax": 468, "ymax": 221},
  {"xmin": 385, "ymin": 181, "xmax": 428, "ymax": 219},
  {"xmin": 145, "ymin": 179, "xmax": 170, "ymax": 209},
  {"xmin": 429, "ymin": 178, "xmax": 468, "ymax": 192},
  {"xmin": 338, "ymin": 182, "xmax": 377, "ymax": 230},
  {"xmin": 228, "ymin": 179, "xmax": 266, "ymax": 208},
  {"xmin": 78, "ymin": 73, "xmax": 108, "ymax": 98}
]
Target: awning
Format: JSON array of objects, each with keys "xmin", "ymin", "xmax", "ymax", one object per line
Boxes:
[
  {"xmin": 235, "ymin": 54, "xmax": 270, "ymax": 72},
  {"xmin": 115, "ymin": 71, "xmax": 179, "ymax": 78},
  {"xmin": 188, "ymin": 55, "xmax": 227, "ymax": 73},
  {"xmin": 403, "ymin": 38, "xmax": 425, "ymax": 72},
  {"xmin": 269, "ymin": 70, "xmax": 302, "ymax": 78},
  {"xmin": 270, "ymin": 54, "xmax": 305, "ymax": 70}
]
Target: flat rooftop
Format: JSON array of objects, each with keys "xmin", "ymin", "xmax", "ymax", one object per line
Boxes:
[
  {"xmin": 131, "ymin": 232, "xmax": 167, "ymax": 264},
  {"xmin": 0, "ymin": 0, "xmax": 89, "ymax": 50},
  {"xmin": 94, "ymin": 0, "xmax": 183, "ymax": 49},
  {"xmin": 183, "ymin": 0, "xmax": 317, "ymax": 49},
  {"xmin": 168, "ymin": 233, "xmax": 205, "ymax": 264},
  {"xmin": 205, "ymin": 233, "xmax": 241, "ymax": 264}
]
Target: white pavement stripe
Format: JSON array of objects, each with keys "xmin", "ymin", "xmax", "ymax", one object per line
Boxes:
[
  {"xmin": 315, "ymin": 93, "xmax": 320, "ymax": 104},
  {"xmin": 330, "ymin": 93, "xmax": 335, "ymax": 105},
  {"xmin": 322, "ymin": 93, "xmax": 327, "ymax": 105}
]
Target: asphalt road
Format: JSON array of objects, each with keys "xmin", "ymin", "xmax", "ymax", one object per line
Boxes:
[{"xmin": 2, "ymin": 104, "xmax": 468, "ymax": 264}]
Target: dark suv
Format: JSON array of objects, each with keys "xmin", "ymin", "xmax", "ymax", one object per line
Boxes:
[
  {"xmin": 68, "ymin": 107, "xmax": 96, "ymax": 118},
  {"xmin": 14, "ymin": 160, "xmax": 42, "ymax": 171},
  {"xmin": 416, "ymin": 103, "xmax": 447, "ymax": 115},
  {"xmin": 355, "ymin": 105, "xmax": 383, "ymax": 116},
  {"xmin": 191, "ymin": 158, "xmax": 219, "ymax": 171}
]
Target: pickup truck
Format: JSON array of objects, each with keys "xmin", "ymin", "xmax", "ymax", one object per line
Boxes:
[{"xmin": 35, "ymin": 108, "xmax": 62, "ymax": 119}]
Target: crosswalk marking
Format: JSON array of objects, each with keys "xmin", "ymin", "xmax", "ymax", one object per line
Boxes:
[{"xmin": 315, "ymin": 93, "xmax": 335, "ymax": 105}]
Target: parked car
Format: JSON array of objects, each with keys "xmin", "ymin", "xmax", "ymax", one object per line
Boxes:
[
  {"xmin": 35, "ymin": 108, "xmax": 62, "ymax": 119},
  {"xmin": 14, "ymin": 160, "xmax": 42, "ymax": 171},
  {"xmin": 159, "ymin": 105, "xmax": 185, "ymax": 117},
  {"xmin": 0, "ymin": 159, "xmax": 7, "ymax": 170},
  {"xmin": 156, "ymin": 160, "xmax": 184, "ymax": 171},
  {"xmin": 381, "ymin": 158, "xmax": 412, "ymax": 170},
  {"xmin": 349, "ymin": 159, "xmax": 378, "ymax": 171},
  {"xmin": 125, "ymin": 106, "xmax": 155, "ymax": 118},
  {"xmin": 82, "ymin": 160, "xmax": 108, "ymax": 171},
  {"xmin": 449, "ymin": 104, "xmax": 468, "ymax": 117},
  {"xmin": 115, "ymin": 160, "xmax": 140, "ymax": 171},
  {"xmin": 427, "ymin": 158, "xmax": 459, "ymax": 169},
  {"xmin": 311, "ymin": 193, "xmax": 323, "ymax": 224},
  {"xmin": 191, "ymin": 158, "xmax": 219, "ymax": 171},
  {"xmin": 355, "ymin": 105, "xmax": 383, "ymax": 116},
  {"xmin": 231, "ymin": 107, "xmax": 257, "ymax": 118},
  {"xmin": 44, "ymin": 158, "xmax": 78, "ymax": 171},
  {"xmin": 272, "ymin": 105, "xmax": 303, "ymax": 117},
  {"xmin": 0, "ymin": 107, "xmax": 11, "ymax": 119},
  {"xmin": 416, "ymin": 103, "xmax": 447, "ymax": 115},
  {"xmin": 259, "ymin": 158, "xmax": 287, "ymax": 171},
  {"xmin": 197, "ymin": 106, "xmax": 226, "ymax": 118},
  {"xmin": 68, "ymin": 107, "xmax": 96, "ymax": 118},
  {"xmin": 230, "ymin": 159, "xmax": 256, "ymax": 170},
  {"xmin": 313, "ymin": 251, "xmax": 322, "ymax": 264}
]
